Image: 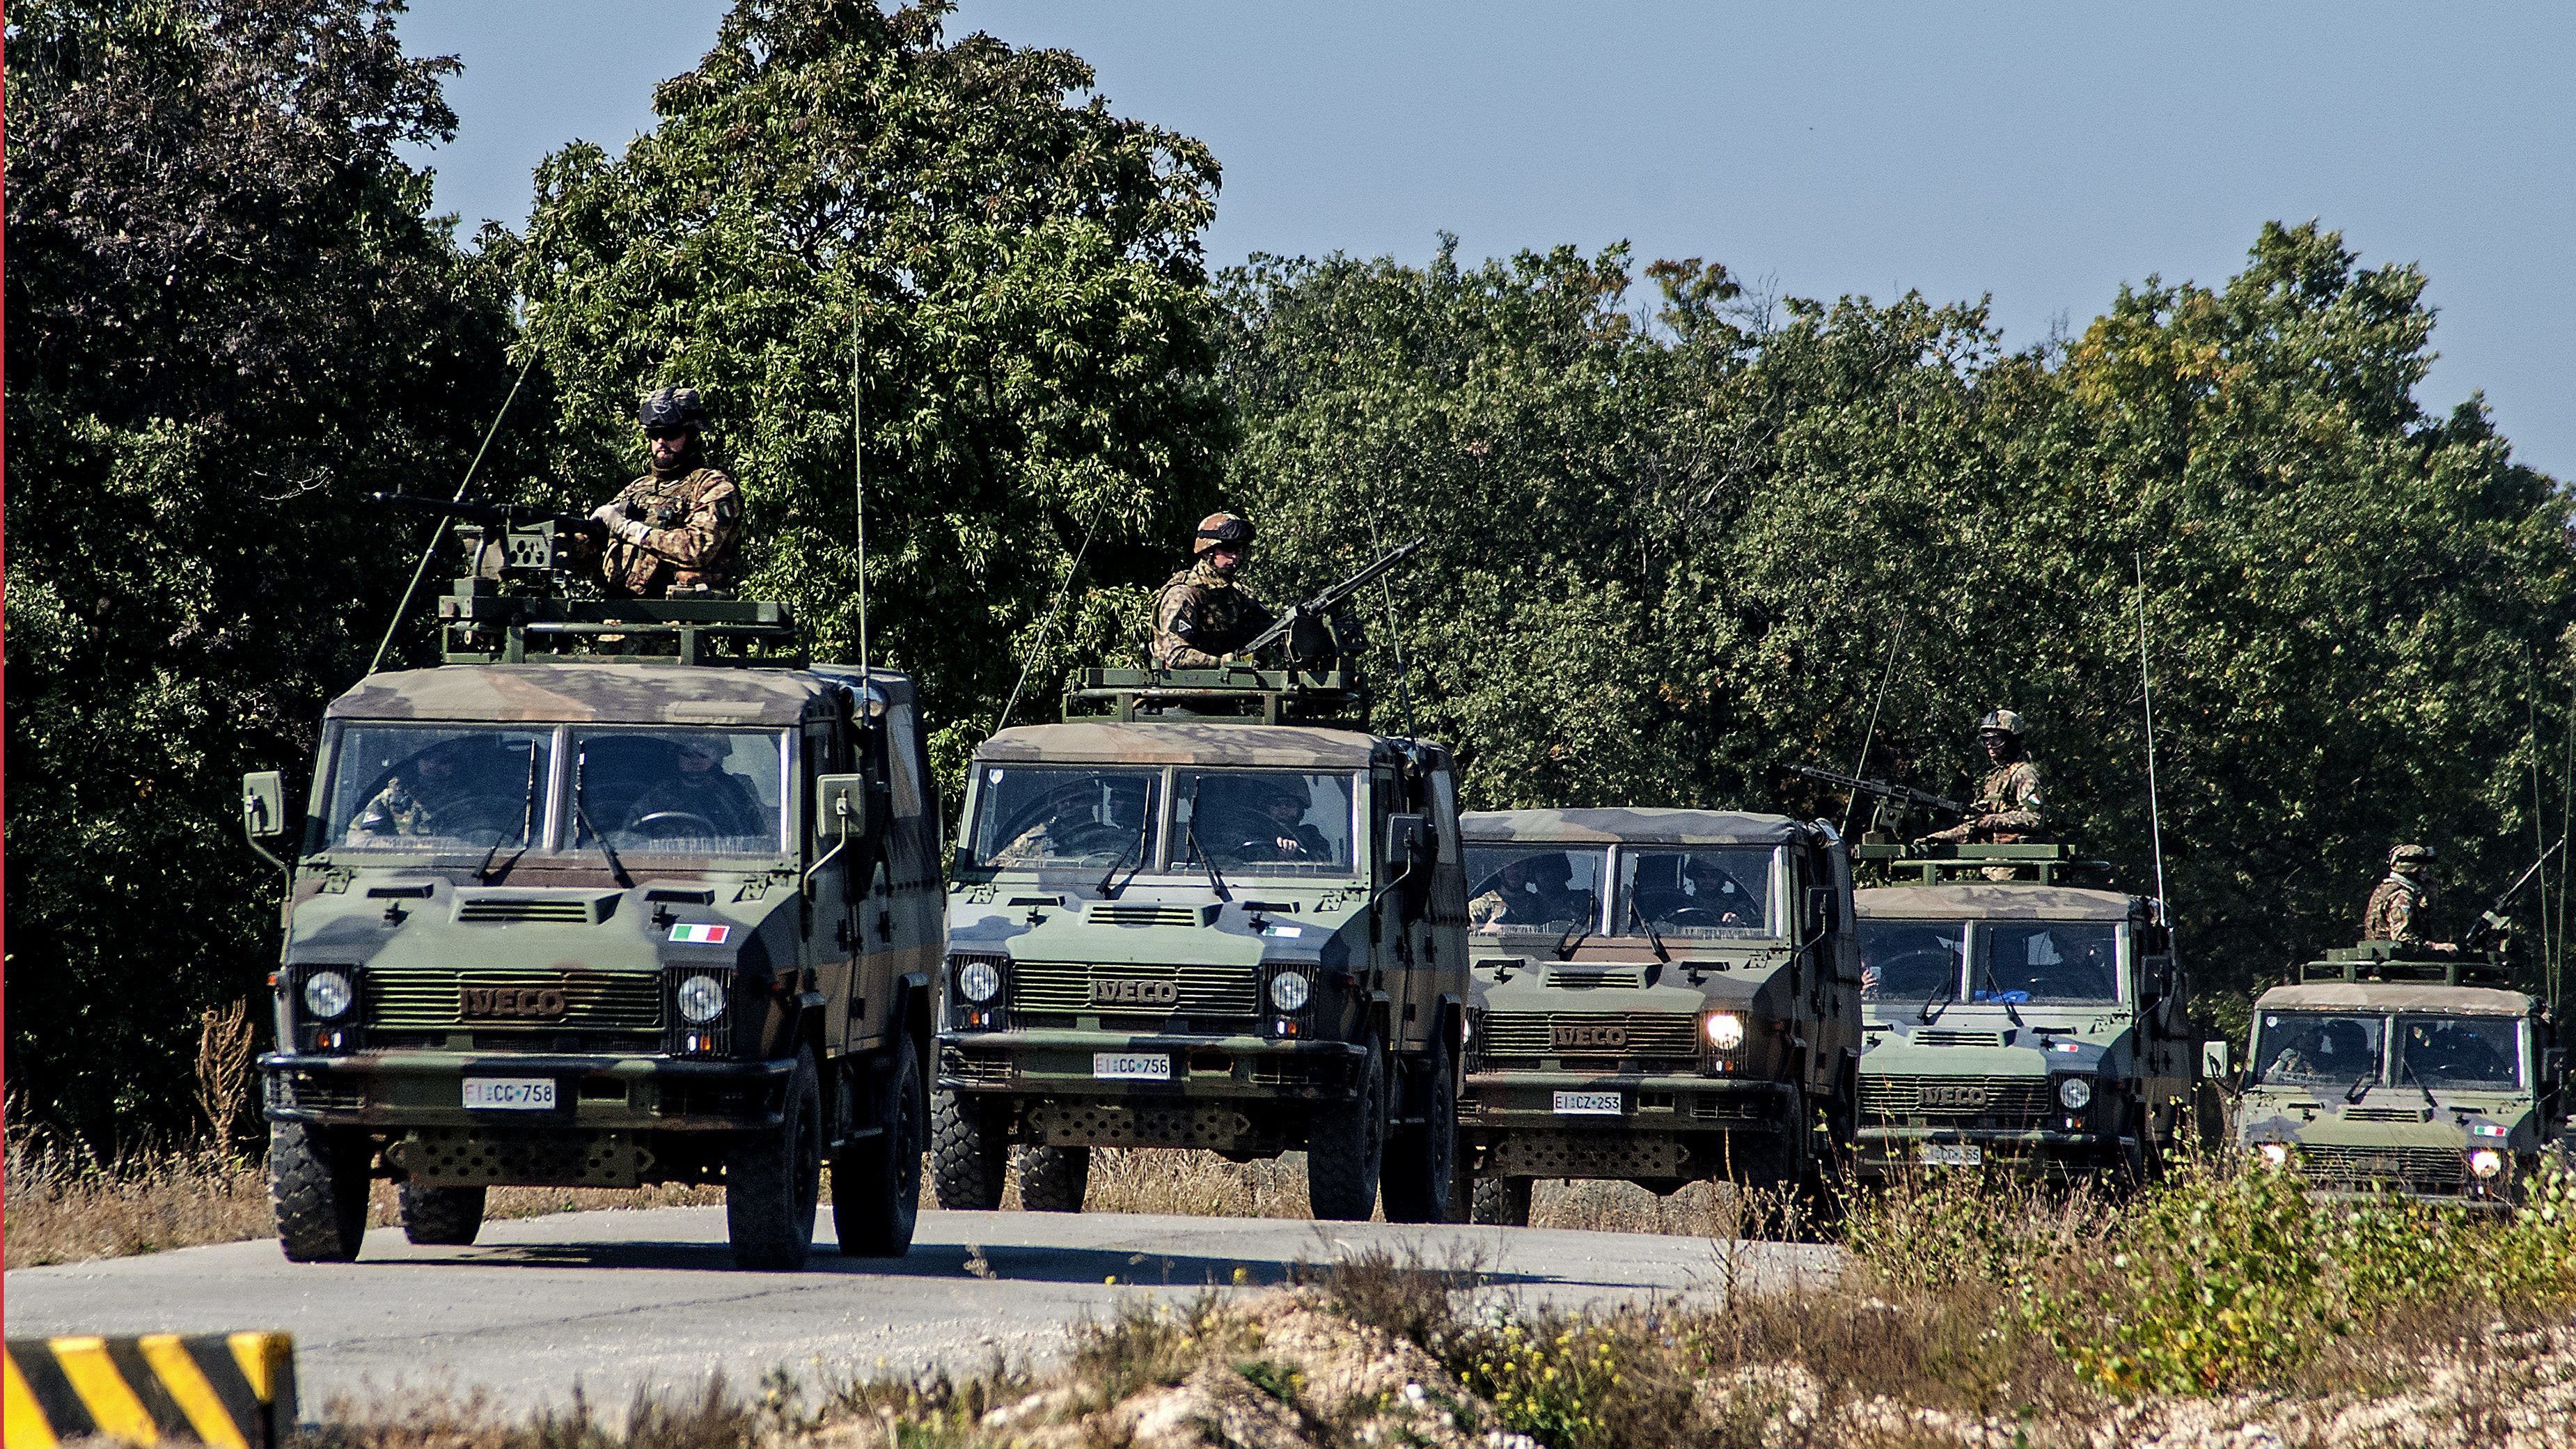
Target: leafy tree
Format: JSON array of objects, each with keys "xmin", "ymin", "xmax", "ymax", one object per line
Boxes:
[
  {"xmin": 3, "ymin": 0, "xmax": 522, "ymax": 1141},
  {"xmin": 506, "ymin": 0, "xmax": 1232, "ymax": 781}
]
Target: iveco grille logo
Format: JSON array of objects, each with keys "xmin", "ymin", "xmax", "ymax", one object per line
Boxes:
[
  {"xmin": 1553, "ymin": 1022, "xmax": 1628, "ymax": 1051},
  {"xmin": 1091, "ymin": 978, "xmax": 1179, "ymax": 1008},
  {"xmin": 1920, "ymin": 1083, "xmax": 1992, "ymax": 1110},
  {"xmin": 461, "ymin": 986, "xmax": 569, "ymax": 1020}
]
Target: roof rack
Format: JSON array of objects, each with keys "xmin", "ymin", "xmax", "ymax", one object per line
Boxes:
[
  {"xmin": 1063, "ymin": 666, "xmax": 1370, "ymax": 728},
  {"xmin": 2305, "ymin": 945, "xmax": 2514, "ymax": 988},
  {"xmin": 1851, "ymin": 840, "xmax": 2115, "ymax": 886},
  {"xmin": 435, "ymin": 577, "xmax": 803, "ymax": 668}
]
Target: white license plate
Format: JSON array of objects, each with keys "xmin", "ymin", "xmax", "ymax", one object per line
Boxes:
[
  {"xmin": 1553, "ymin": 1090, "xmax": 1626, "ymax": 1116},
  {"xmin": 1919, "ymin": 1143, "xmax": 1983, "ymax": 1167},
  {"xmin": 462, "ymin": 1078, "xmax": 557, "ymax": 1111},
  {"xmin": 1092, "ymin": 1052, "xmax": 1171, "ymax": 1081}
]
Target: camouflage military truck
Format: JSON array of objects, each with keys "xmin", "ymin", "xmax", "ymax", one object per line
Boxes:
[
  {"xmin": 247, "ymin": 507, "xmax": 943, "ymax": 1269},
  {"xmin": 2233, "ymin": 948, "xmax": 2566, "ymax": 1207},
  {"xmin": 934, "ymin": 657, "xmax": 1472, "ymax": 1222},
  {"xmin": 1456, "ymin": 809, "xmax": 1863, "ymax": 1226},
  {"xmin": 1852, "ymin": 844, "xmax": 2196, "ymax": 1182}
]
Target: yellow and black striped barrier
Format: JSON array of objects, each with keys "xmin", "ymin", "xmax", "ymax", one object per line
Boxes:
[{"xmin": 4, "ymin": 1332, "xmax": 296, "ymax": 1448}]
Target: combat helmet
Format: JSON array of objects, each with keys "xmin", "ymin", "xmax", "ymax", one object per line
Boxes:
[
  {"xmin": 1976, "ymin": 709, "xmax": 2024, "ymax": 739},
  {"xmin": 638, "ymin": 386, "xmax": 712, "ymax": 434},
  {"xmin": 2389, "ymin": 843, "xmax": 2437, "ymax": 870},
  {"xmin": 1193, "ymin": 512, "xmax": 1255, "ymax": 556}
]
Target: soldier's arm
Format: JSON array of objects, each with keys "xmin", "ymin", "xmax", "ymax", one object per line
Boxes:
[
  {"xmin": 612, "ymin": 474, "xmax": 740, "ymax": 565},
  {"xmin": 1152, "ymin": 584, "xmax": 1227, "ymax": 669},
  {"xmin": 1979, "ymin": 764, "xmax": 2043, "ymax": 832}
]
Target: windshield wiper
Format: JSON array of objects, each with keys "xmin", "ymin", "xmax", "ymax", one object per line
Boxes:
[
  {"xmin": 2343, "ymin": 1066, "xmax": 2376, "ymax": 1104},
  {"xmin": 1554, "ymin": 917, "xmax": 1594, "ymax": 961},
  {"xmin": 476, "ymin": 739, "xmax": 542, "ymax": 884},
  {"xmin": 1918, "ymin": 969, "xmax": 1957, "ymax": 1024},
  {"xmin": 1097, "ymin": 806, "xmax": 1153, "ymax": 900},
  {"xmin": 1182, "ymin": 778, "xmax": 1230, "ymax": 902},
  {"xmin": 572, "ymin": 744, "xmax": 632, "ymax": 888},
  {"xmin": 1627, "ymin": 900, "xmax": 1671, "ymax": 964},
  {"xmin": 2396, "ymin": 1050, "xmax": 2440, "ymax": 1110},
  {"xmin": 1977, "ymin": 960, "xmax": 2025, "ymax": 1027}
]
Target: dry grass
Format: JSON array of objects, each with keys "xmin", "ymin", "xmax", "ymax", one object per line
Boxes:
[{"xmin": 1066, "ymin": 1147, "xmax": 1755, "ymax": 1235}]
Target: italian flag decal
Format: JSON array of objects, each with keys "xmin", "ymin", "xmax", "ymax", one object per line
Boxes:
[{"xmin": 668, "ymin": 923, "xmax": 732, "ymax": 944}]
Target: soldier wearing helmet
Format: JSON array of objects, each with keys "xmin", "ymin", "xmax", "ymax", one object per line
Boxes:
[
  {"xmin": 1919, "ymin": 709, "xmax": 2045, "ymax": 847},
  {"xmin": 1151, "ymin": 512, "xmax": 1277, "ymax": 669},
  {"xmin": 2362, "ymin": 843, "xmax": 2457, "ymax": 953},
  {"xmin": 577, "ymin": 386, "xmax": 743, "ymax": 599}
]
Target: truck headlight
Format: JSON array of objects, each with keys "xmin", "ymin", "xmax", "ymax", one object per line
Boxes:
[
  {"xmin": 957, "ymin": 960, "xmax": 1001, "ymax": 1003},
  {"xmin": 676, "ymin": 973, "xmax": 727, "ymax": 1024},
  {"xmin": 1268, "ymin": 972, "xmax": 1312, "ymax": 1012},
  {"xmin": 2258, "ymin": 1142, "xmax": 2291, "ymax": 1167},
  {"xmin": 1703, "ymin": 1012, "xmax": 1745, "ymax": 1051},
  {"xmin": 2468, "ymin": 1148, "xmax": 2505, "ymax": 1179},
  {"xmin": 2057, "ymin": 1076, "xmax": 2094, "ymax": 1111},
  {"xmin": 301, "ymin": 969, "xmax": 354, "ymax": 1021}
]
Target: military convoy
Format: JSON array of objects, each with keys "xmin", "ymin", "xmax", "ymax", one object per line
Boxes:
[
  {"xmin": 249, "ymin": 511, "xmax": 943, "ymax": 1268},
  {"xmin": 1850, "ymin": 843, "xmax": 2199, "ymax": 1182},
  {"xmin": 1457, "ymin": 809, "xmax": 1860, "ymax": 1224}
]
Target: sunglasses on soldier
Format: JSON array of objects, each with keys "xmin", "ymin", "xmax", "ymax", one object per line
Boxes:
[{"xmin": 643, "ymin": 425, "xmax": 691, "ymax": 441}]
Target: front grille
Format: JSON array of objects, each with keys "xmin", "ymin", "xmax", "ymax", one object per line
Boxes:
[
  {"xmin": 1087, "ymin": 904, "xmax": 1209, "ymax": 927},
  {"xmin": 1010, "ymin": 961, "xmax": 1258, "ymax": 1017},
  {"xmin": 1915, "ymin": 1030, "xmax": 2008, "ymax": 1048},
  {"xmin": 2344, "ymin": 1106, "xmax": 2430, "ymax": 1124},
  {"xmin": 1862, "ymin": 1074, "xmax": 2055, "ymax": 1120},
  {"xmin": 1482, "ymin": 1011, "xmax": 1702, "ymax": 1063},
  {"xmin": 1548, "ymin": 969, "xmax": 1643, "ymax": 989},
  {"xmin": 455, "ymin": 895, "xmax": 601, "ymax": 924},
  {"xmin": 276, "ymin": 1071, "xmax": 363, "ymax": 1112},
  {"xmin": 366, "ymin": 968, "xmax": 662, "ymax": 1034},
  {"xmin": 941, "ymin": 1046, "xmax": 1015, "ymax": 1083},
  {"xmin": 2300, "ymin": 1144, "xmax": 2466, "ymax": 1184}
]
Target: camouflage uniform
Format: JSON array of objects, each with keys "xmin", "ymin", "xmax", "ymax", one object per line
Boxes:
[
  {"xmin": 2362, "ymin": 873, "xmax": 2433, "ymax": 945},
  {"xmin": 1924, "ymin": 760, "xmax": 2045, "ymax": 844},
  {"xmin": 350, "ymin": 779, "xmax": 432, "ymax": 838},
  {"xmin": 1151, "ymin": 561, "xmax": 1275, "ymax": 669},
  {"xmin": 595, "ymin": 460, "xmax": 741, "ymax": 599}
]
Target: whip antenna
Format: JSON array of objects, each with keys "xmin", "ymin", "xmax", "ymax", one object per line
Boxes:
[
  {"xmin": 2135, "ymin": 552, "xmax": 2169, "ymax": 907},
  {"xmin": 366, "ymin": 347, "xmax": 537, "ymax": 677},
  {"xmin": 852, "ymin": 302, "xmax": 870, "ymax": 683},
  {"xmin": 1844, "ymin": 622, "xmax": 1906, "ymax": 837}
]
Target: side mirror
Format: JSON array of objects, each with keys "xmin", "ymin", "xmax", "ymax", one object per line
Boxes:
[
  {"xmin": 1802, "ymin": 886, "xmax": 1835, "ymax": 937},
  {"xmin": 242, "ymin": 771, "xmax": 290, "ymax": 843},
  {"xmin": 815, "ymin": 773, "xmax": 870, "ymax": 843},
  {"xmin": 2202, "ymin": 1040, "xmax": 2233, "ymax": 1083},
  {"xmin": 1382, "ymin": 813, "xmax": 1430, "ymax": 868}
]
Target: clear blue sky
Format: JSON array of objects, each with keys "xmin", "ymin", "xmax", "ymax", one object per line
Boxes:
[{"xmin": 400, "ymin": 1, "xmax": 2576, "ymax": 480}]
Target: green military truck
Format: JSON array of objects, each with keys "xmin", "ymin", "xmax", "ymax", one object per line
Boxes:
[
  {"xmin": 1456, "ymin": 809, "xmax": 1863, "ymax": 1226},
  {"xmin": 2233, "ymin": 948, "xmax": 2566, "ymax": 1207},
  {"xmin": 932, "ymin": 659, "xmax": 1472, "ymax": 1222},
  {"xmin": 249, "ymin": 506, "xmax": 943, "ymax": 1268},
  {"xmin": 1851, "ymin": 844, "xmax": 2197, "ymax": 1182}
]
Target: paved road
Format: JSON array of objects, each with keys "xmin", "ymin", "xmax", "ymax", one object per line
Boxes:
[{"xmin": 6, "ymin": 1208, "xmax": 1837, "ymax": 1416}]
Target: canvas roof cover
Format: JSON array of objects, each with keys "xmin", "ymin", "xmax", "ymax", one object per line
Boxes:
[{"xmin": 1461, "ymin": 807, "xmax": 1805, "ymax": 847}]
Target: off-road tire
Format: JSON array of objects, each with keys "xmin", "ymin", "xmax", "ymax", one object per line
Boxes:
[
  {"xmin": 269, "ymin": 1121, "xmax": 371, "ymax": 1263},
  {"xmin": 931, "ymin": 1088, "xmax": 1009, "ymax": 1210},
  {"xmin": 397, "ymin": 1183, "xmax": 486, "ymax": 1246},
  {"xmin": 1015, "ymin": 1145, "xmax": 1091, "ymax": 1212},
  {"xmin": 727, "ymin": 1047, "xmax": 821, "ymax": 1270},
  {"xmin": 833, "ymin": 1043, "xmax": 925, "ymax": 1256},
  {"xmin": 1381, "ymin": 1035, "xmax": 1461, "ymax": 1223},
  {"xmin": 1470, "ymin": 1175, "xmax": 1532, "ymax": 1227},
  {"xmin": 1307, "ymin": 1037, "xmax": 1388, "ymax": 1221}
]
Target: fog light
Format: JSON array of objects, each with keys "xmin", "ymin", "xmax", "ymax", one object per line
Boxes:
[
  {"xmin": 957, "ymin": 960, "xmax": 1001, "ymax": 1003},
  {"xmin": 302, "ymin": 969, "xmax": 354, "ymax": 1021},
  {"xmin": 2259, "ymin": 1142, "xmax": 2291, "ymax": 1167},
  {"xmin": 677, "ymin": 973, "xmax": 726, "ymax": 1024},
  {"xmin": 2469, "ymin": 1148, "xmax": 2505, "ymax": 1179},
  {"xmin": 2057, "ymin": 1076, "xmax": 2094, "ymax": 1111},
  {"xmin": 1268, "ymin": 972, "xmax": 1311, "ymax": 1012},
  {"xmin": 1703, "ymin": 1012, "xmax": 1745, "ymax": 1050}
]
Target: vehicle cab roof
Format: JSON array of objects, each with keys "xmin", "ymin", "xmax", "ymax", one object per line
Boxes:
[
  {"xmin": 974, "ymin": 721, "xmax": 1396, "ymax": 770},
  {"xmin": 327, "ymin": 662, "xmax": 911, "ymax": 728},
  {"xmin": 1855, "ymin": 882, "xmax": 2138, "ymax": 923},
  {"xmin": 2252, "ymin": 981, "xmax": 2536, "ymax": 1017},
  {"xmin": 1461, "ymin": 808, "xmax": 1806, "ymax": 847}
]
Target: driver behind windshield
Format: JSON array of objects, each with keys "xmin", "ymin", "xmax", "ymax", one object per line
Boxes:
[
  {"xmin": 624, "ymin": 737, "xmax": 765, "ymax": 841},
  {"xmin": 1470, "ymin": 853, "xmax": 1592, "ymax": 930},
  {"xmin": 346, "ymin": 743, "xmax": 523, "ymax": 843},
  {"xmin": 993, "ymin": 779, "xmax": 1105, "ymax": 865},
  {"xmin": 2261, "ymin": 1017, "xmax": 2375, "ymax": 1084}
]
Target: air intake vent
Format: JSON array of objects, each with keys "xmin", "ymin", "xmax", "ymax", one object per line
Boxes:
[
  {"xmin": 2344, "ymin": 1106, "xmax": 2429, "ymax": 1123},
  {"xmin": 455, "ymin": 894, "xmax": 611, "ymax": 925},
  {"xmin": 1915, "ymin": 1030, "xmax": 2008, "ymax": 1048},
  {"xmin": 1548, "ymin": 969, "xmax": 1642, "ymax": 989},
  {"xmin": 1087, "ymin": 904, "xmax": 1210, "ymax": 927}
]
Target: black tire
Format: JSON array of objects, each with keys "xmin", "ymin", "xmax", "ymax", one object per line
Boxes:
[
  {"xmin": 1381, "ymin": 1035, "xmax": 1461, "ymax": 1223},
  {"xmin": 931, "ymin": 1088, "xmax": 1010, "ymax": 1210},
  {"xmin": 1307, "ymin": 1037, "xmax": 1388, "ymax": 1221},
  {"xmin": 833, "ymin": 1044, "xmax": 925, "ymax": 1256},
  {"xmin": 1015, "ymin": 1144, "xmax": 1091, "ymax": 1212},
  {"xmin": 1470, "ymin": 1175, "xmax": 1532, "ymax": 1227},
  {"xmin": 269, "ymin": 1121, "xmax": 371, "ymax": 1263},
  {"xmin": 397, "ymin": 1182, "xmax": 486, "ymax": 1246},
  {"xmin": 727, "ymin": 1047, "xmax": 822, "ymax": 1270}
]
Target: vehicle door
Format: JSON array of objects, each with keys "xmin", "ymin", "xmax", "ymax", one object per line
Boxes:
[{"xmin": 802, "ymin": 703, "xmax": 863, "ymax": 1054}]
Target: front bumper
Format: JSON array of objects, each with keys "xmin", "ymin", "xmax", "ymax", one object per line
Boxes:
[
  {"xmin": 936, "ymin": 1028, "xmax": 1369, "ymax": 1101},
  {"xmin": 1459, "ymin": 1072, "xmax": 1795, "ymax": 1181},
  {"xmin": 1858, "ymin": 1123, "xmax": 2126, "ymax": 1176},
  {"xmin": 260, "ymin": 1050, "xmax": 795, "ymax": 1131}
]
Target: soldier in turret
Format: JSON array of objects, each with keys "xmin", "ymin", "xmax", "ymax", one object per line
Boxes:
[
  {"xmin": 1917, "ymin": 710, "xmax": 2045, "ymax": 846},
  {"xmin": 577, "ymin": 386, "xmax": 742, "ymax": 599},
  {"xmin": 2362, "ymin": 843, "xmax": 2458, "ymax": 954},
  {"xmin": 1151, "ymin": 512, "xmax": 1276, "ymax": 668}
]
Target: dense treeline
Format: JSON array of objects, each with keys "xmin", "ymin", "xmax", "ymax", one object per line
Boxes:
[{"xmin": 7, "ymin": 0, "xmax": 2568, "ymax": 1141}]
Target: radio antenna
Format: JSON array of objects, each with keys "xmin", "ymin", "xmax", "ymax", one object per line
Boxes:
[
  {"xmin": 2135, "ymin": 551, "xmax": 2169, "ymax": 907},
  {"xmin": 367, "ymin": 346, "xmax": 537, "ymax": 677},
  {"xmin": 1843, "ymin": 621, "xmax": 1906, "ymax": 837},
  {"xmin": 852, "ymin": 301, "xmax": 869, "ymax": 683}
]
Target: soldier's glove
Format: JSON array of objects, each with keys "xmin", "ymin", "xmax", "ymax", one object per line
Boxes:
[
  {"xmin": 613, "ymin": 517, "xmax": 654, "ymax": 547},
  {"xmin": 589, "ymin": 502, "xmax": 621, "ymax": 526}
]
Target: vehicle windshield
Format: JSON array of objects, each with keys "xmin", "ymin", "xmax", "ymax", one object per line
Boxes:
[
  {"xmin": 1976, "ymin": 923, "xmax": 2122, "ymax": 1004},
  {"xmin": 1466, "ymin": 846, "xmax": 1607, "ymax": 932},
  {"xmin": 969, "ymin": 765, "xmax": 1161, "ymax": 869},
  {"xmin": 2252, "ymin": 1010, "xmax": 2387, "ymax": 1088},
  {"xmin": 1617, "ymin": 847, "xmax": 1777, "ymax": 937},
  {"xmin": 1860, "ymin": 918, "xmax": 1967, "ymax": 1002},
  {"xmin": 1174, "ymin": 769, "xmax": 1358, "ymax": 876},
  {"xmin": 324, "ymin": 724, "xmax": 552, "ymax": 853},
  {"xmin": 567, "ymin": 728, "xmax": 787, "ymax": 856},
  {"xmin": 2395, "ymin": 1015, "xmax": 2522, "ymax": 1092}
]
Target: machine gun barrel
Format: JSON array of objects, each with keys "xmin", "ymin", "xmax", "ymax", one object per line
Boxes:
[
  {"xmin": 1236, "ymin": 535, "xmax": 1427, "ymax": 658},
  {"xmin": 2464, "ymin": 836, "xmax": 2565, "ymax": 948},
  {"xmin": 1789, "ymin": 763, "xmax": 1971, "ymax": 818},
  {"xmin": 369, "ymin": 491, "xmax": 606, "ymax": 540}
]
